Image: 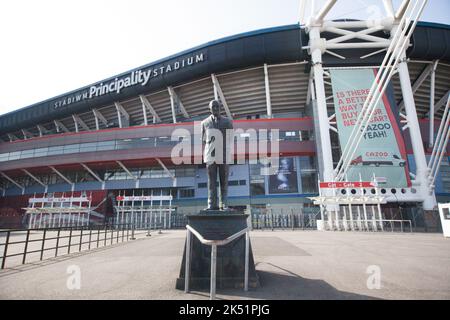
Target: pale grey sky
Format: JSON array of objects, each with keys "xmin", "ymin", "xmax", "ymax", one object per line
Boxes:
[{"xmin": 0, "ymin": 0, "xmax": 448, "ymax": 115}]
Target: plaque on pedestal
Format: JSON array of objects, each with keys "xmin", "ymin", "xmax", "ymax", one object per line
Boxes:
[{"xmin": 175, "ymin": 211, "xmax": 259, "ymax": 290}]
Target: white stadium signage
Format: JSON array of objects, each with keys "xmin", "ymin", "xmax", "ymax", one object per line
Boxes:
[{"xmin": 53, "ymin": 52, "xmax": 206, "ymax": 109}]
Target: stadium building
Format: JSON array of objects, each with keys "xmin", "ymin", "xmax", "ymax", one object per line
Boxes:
[{"xmin": 0, "ymin": 15, "xmax": 449, "ymax": 230}]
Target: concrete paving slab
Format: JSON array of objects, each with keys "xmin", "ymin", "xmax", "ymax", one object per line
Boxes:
[{"xmin": 0, "ymin": 230, "xmax": 449, "ymax": 300}]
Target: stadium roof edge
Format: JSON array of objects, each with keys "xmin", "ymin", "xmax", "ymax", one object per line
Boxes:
[{"xmin": 1, "ymin": 21, "xmax": 449, "ymax": 133}]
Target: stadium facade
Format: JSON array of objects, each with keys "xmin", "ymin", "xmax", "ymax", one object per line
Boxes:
[{"xmin": 0, "ymin": 21, "xmax": 449, "ymax": 230}]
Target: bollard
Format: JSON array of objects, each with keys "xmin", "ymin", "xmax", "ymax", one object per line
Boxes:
[
  {"xmin": 130, "ymin": 224, "xmax": 136, "ymax": 240},
  {"xmin": 146, "ymin": 220, "xmax": 151, "ymax": 237}
]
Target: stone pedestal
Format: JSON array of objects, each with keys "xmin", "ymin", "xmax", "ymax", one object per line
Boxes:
[{"xmin": 175, "ymin": 211, "xmax": 259, "ymax": 290}]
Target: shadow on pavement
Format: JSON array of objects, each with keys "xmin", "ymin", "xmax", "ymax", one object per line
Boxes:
[{"xmin": 185, "ymin": 262, "xmax": 380, "ymax": 300}]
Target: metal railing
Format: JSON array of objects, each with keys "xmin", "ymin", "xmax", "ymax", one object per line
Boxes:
[
  {"xmin": 0, "ymin": 223, "xmax": 150, "ymax": 270},
  {"xmin": 325, "ymin": 219, "xmax": 413, "ymax": 233},
  {"xmin": 251, "ymin": 212, "xmax": 320, "ymax": 230},
  {"xmin": 184, "ymin": 224, "xmax": 250, "ymax": 300}
]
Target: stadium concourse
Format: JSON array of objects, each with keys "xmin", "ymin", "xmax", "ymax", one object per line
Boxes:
[{"xmin": 1, "ymin": 230, "xmax": 449, "ymax": 300}]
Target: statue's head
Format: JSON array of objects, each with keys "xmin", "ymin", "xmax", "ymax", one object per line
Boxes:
[{"xmin": 209, "ymin": 99, "xmax": 221, "ymax": 118}]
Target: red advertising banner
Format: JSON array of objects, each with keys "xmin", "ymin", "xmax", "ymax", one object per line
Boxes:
[
  {"xmin": 116, "ymin": 195, "xmax": 172, "ymax": 201},
  {"xmin": 319, "ymin": 181, "xmax": 377, "ymax": 189}
]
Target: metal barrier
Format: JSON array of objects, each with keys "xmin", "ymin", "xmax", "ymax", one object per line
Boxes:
[
  {"xmin": 184, "ymin": 224, "xmax": 250, "ymax": 300},
  {"xmin": 0, "ymin": 223, "xmax": 149, "ymax": 270},
  {"xmin": 251, "ymin": 212, "xmax": 320, "ymax": 230},
  {"xmin": 326, "ymin": 219, "xmax": 413, "ymax": 232}
]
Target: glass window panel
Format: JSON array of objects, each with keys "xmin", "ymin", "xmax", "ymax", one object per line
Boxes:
[
  {"xmin": 0, "ymin": 153, "xmax": 9, "ymax": 162},
  {"xmin": 8, "ymin": 152, "xmax": 20, "ymax": 160},
  {"xmin": 79, "ymin": 142, "xmax": 97, "ymax": 152},
  {"xmin": 20, "ymin": 150, "xmax": 35, "ymax": 159},
  {"xmin": 97, "ymin": 140, "xmax": 115, "ymax": 151},
  {"xmin": 180, "ymin": 189, "xmax": 195, "ymax": 198},
  {"xmin": 48, "ymin": 146, "xmax": 64, "ymax": 155},
  {"xmin": 63, "ymin": 144, "xmax": 80, "ymax": 154},
  {"xmin": 301, "ymin": 172, "xmax": 318, "ymax": 193},
  {"xmin": 250, "ymin": 183, "xmax": 265, "ymax": 196}
]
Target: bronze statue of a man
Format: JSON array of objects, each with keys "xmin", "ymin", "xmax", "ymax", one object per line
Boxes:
[{"xmin": 201, "ymin": 100, "xmax": 233, "ymax": 210}]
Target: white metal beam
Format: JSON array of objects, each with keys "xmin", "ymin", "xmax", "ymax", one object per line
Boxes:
[
  {"xmin": 306, "ymin": 75, "xmax": 313, "ymax": 105},
  {"xmin": 37, "ymin": 125, "xmax": 50, "ymax": 137},
  {"xmin": 22, "ymin": 129, "xmax": 33, "ymax": 140},
  {"xmin": 73, "ymin": 115, "xmax": 79, "ymax": 132},
  {"xmin": 72, "ymin": 114, "xmax": 90, "ymax": 132},
  {"xmin": 115, "ymin": 102, "xmax": 130, "ymax": 128},
  {"xmin": 398, "ymin": 48, "xmax": 435, "ymax": 210},
  {"xmin": 398, "ymin": 62, "xmax": 435, "ymax": 111},
  {"xmin": 263, "ymin": 64, "xmax": 272, "ymax": 118},
  {"xmin": 309, "ymin": 26, "xmax": 335, "ymax": 185},
  {"xmin": 429, "ymin": 60, "xmax": 439, "ymax": 147},
  {"xmin": 7, "ymin": 133, "xmax": 18, "ymax": 142},
  {"xmin": 168, "ymin": 86, "xmax": 189, "ymax": 122},
  {"xmin": 322, "ymin": 20, "xmax": 392, "ymax": 30},
  {"xmin": 168, "ymin": 87, "xmax": 177, "ymax": 123},
  {"xmin": 49, "ymin": 166, "xmax": 73, "ymax": 185},
  {"xmin": 80, "ymin": 163, "xmax": 103, "ymax": 183},
  {"xmin": 395, "ymin": 0, "xmax": 411, "ymax": 20},
  {"xmin": 432, "ymin": 91, "xmax": 450, "ymax": 115},
  {"xmin": 116, "ymin": 161, "xmax": 138, "ymax": 180},
  {"xmin": 141, "ymin": 98, "xmax": 148, "ymax": 125},
  {"xmin": 326, "ymin": 26, "xmax": 387, "ymax": 44},
  {"xmin": 22, "ymin": 169, "xmax": 47, "ymax": 188},
  {"xmin": 54, "ymin": 120, "xmax": 70, "ymax": 133},
  {"xmin": 0, "ymin": 171, "xmax": 24, "ymax": 190},
  {"xmin": 326, "ymin": 41, "xmax": 391, "ymax": 50},
  {"xmin": 299, "ymin": 0, "xmax": 307, "ymax": 24},
  {"xmin": 211, "ymin": 74, "xmax": 233, "ymax": 119},
  {"xmin": 314, "ymin": 0, "xmax": 337, "ymax": 23},
  {"xmin": 139, "ymin": 95, "xmax": 161, "ymax": 124},
  {"xmin": 156, "ymin": 158, "xmax": 175, "ymax": 180},
  {"xmin": 383, "ymin": 0, "xmax": 395, "ymax": 18},
  {"xmin": 93, "ymin": 108, "xmax": 108, "ymax": 130},
  {"xmin": 428, "ymin": 94, "xmax": 450, "ymax": 188}
]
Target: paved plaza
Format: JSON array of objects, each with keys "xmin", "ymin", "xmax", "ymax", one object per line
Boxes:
[{"xmin": 0, "ymin": 230, "xmax": 449, "ymax": 300}]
